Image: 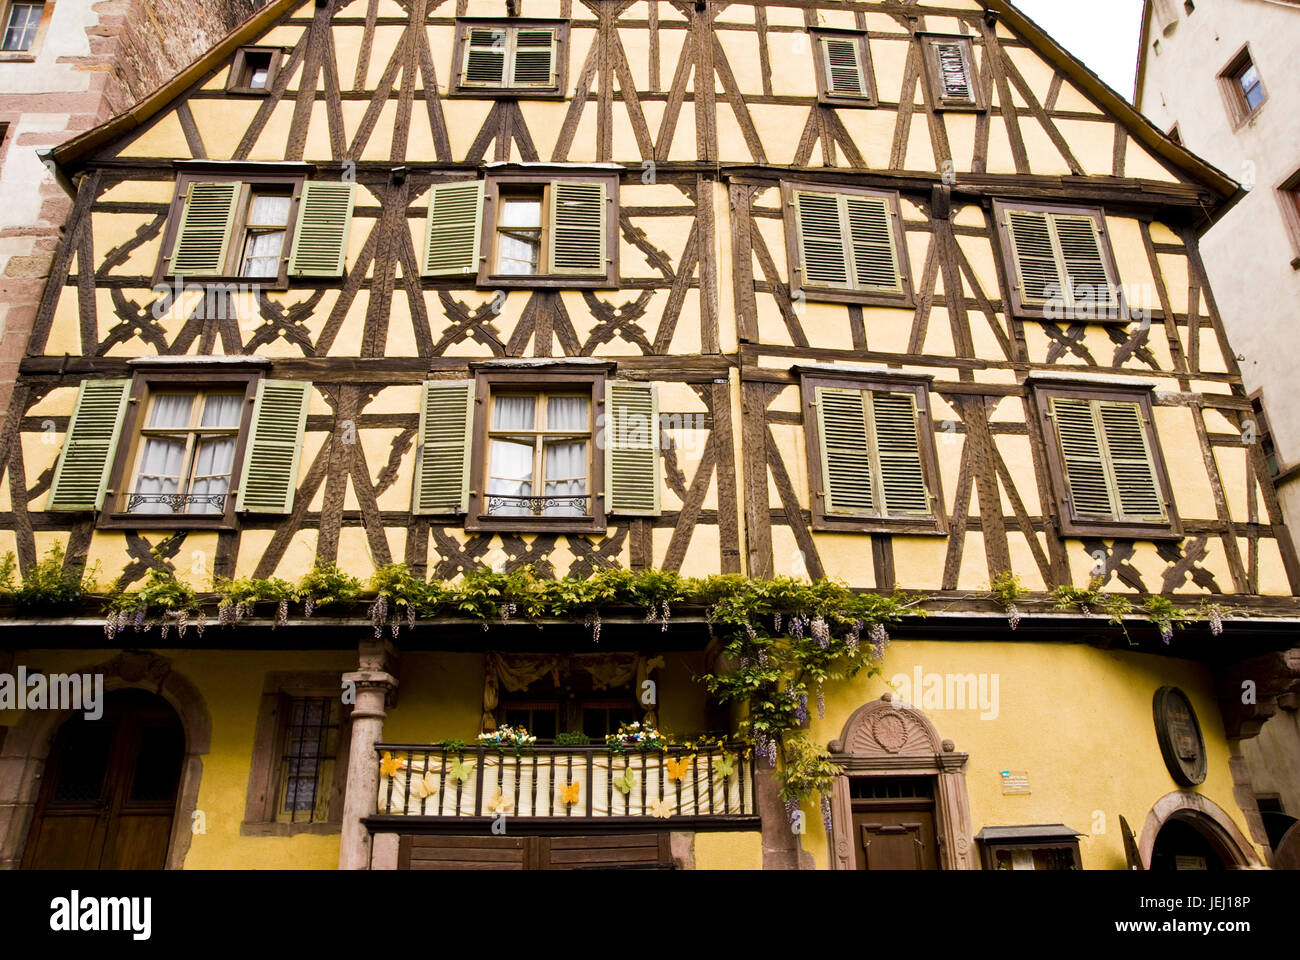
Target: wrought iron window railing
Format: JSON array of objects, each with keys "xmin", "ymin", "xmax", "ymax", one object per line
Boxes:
[{"xmin": 125, "ymin": 492, "xmax": 229, "ymax": 514}]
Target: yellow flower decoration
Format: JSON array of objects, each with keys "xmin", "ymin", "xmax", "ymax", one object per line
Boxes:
[
  {"xmin": 560, "ymin": 781, "xmax": 581, "ymax": 806},
  {"xmin": 379, "ymin": 751, "xmax": 403, "ymax": 779},
  {"xmin": 665, "ymin": 755, "xmax": 694, "ymax": 782},
  {"xmin": 487, "ymin": 791, "xmax": 514, "ymax": 815},
  {"xmin": 648, "ymin": 798, "xmax": 672, "ymax": 819}
]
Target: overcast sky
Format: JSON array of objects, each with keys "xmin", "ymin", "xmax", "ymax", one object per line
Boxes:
[{"xmin": 1013, "ymin": 0, "xmax": 1146, "ymax": 101}]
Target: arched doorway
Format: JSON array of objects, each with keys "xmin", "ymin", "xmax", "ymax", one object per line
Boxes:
[
  {"xmin": 21, "ymin": 690, "xmax": 185, "ymax": 869},
  {"xmin": 1138, "ymin": 792, "xmax": 1262, "ymax": 870}
]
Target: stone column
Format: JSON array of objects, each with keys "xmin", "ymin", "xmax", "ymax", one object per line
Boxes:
[{"xmin": 337, "ymin": 639, "xmax": 398, "ymax": 871}]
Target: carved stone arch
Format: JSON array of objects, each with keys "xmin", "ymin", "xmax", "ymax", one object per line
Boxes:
[
  {"xmin": 0, "ymin": 652, "xmax": 211, "ymax": 870},
  {"xmin": 1138, "ymin": 791, "xmax": 1264, "ymax": 870},
  {"xmin": 827, "ymin": 694, "xmax": 976, "ymax": 870}
]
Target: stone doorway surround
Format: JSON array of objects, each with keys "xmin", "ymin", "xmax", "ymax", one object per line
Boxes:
[
  {"xmin": 827, "ymin": 694, "xmax": 976, "ymax": 870},
  {"xmin": 0, "ymin": 652, "xmax": 210, "ymax": 870},
  {"xmin": 1138, "ymin": 791, "xmax": 1264, "ymax": 870}
]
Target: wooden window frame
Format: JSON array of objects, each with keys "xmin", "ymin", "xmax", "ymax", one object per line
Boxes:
[
  {"xmin": 780, "ymin": 180, "xmax": 914, "ymax": 308},
  {"xmin": 918, "ymin": 33, "xmax": 985, "ymax": 113},
  {"xmin": 1217, "ymin": 43, "xmax": 1266, "ymax": 128},
  {"xmin": 992, "ymin": 199, "xmax": 1129, "ymax": 324},
  {"xmin": 1033, "ymin": 382, "xmax": 1182, "ymax": 540},
  {"xmin": 0, "ymin": 0, "xmax": 48, "ymax": 61},
  {"xmin": 478, "ymin": 170, "xmax": 619, "ymax": 288},
  {"xmin": 155, "ymin": 169, "xmax": 306, "ymax": 290},
  {"xmin": 226, "ymin": 46, "xmax": 284, "ymax": 95},
  {"xmin": 242, "ymin": 673, "xmax": 352, "ymax": 838},
  {"xmin": 448, "ymin": 18, "xmax": 570, "ymax": 99},
  {"xmin": 466, "ymin": 367, "xmax": 608, "ymax": 535},
  {"xmin": 810, "ymin": 28, "xmax": 878, "ymax": 108},
  {"xmin": 800, "ymin": 370, "xmax": 947, "ymax": 535},
  {"xmin": 1275, "ymin": 166, "xmax": 1300, "ymax": 269},
  {"xmin": 97, "ymin": 370, "xmax": 261, "ymax": 531}
]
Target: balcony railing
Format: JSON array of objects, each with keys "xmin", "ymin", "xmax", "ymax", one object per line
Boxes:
[
  {"xmin": 125, "ymin": 492, "xmax": 229, "ymax": 514},
  {"xmin": 485, "ymin": 494, "xmax": 591, "ymax": 517},
  {"xmin": 375, "ymin": 743, "xmax": 755, "ymax": 820}
]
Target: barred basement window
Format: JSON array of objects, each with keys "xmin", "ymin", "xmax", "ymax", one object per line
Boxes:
[
  {"xmin": 158, "ymin": 172, "xmax": 355, "ymax": 286},
  {"xmin": 811, "ymin": 29, "xmax": 877, "ymax": 107},
  {"xmin": 276, "ymin": 697, "xmax": 341, "ymax": 825},
  {"xmin": 450, "ymin": 19, "xmax": 569, "ymax": 96},
  {"xmin": 800, "ymin": 370, "xmax": 945, "ymax": 534},
  {"xmin": 919, "ymin": 33, "xmax": 984, "ymax": 111},
  {"xmin": 782, "ymin": 181, "xmax": 913, "ymax": 307},
  {"xmin": 994, "ymin": 199, "xmax": 1125, "ymax": 323},
  {"xmin": 1034, "ymin": 382, "xmax": 1181, "ymax": 538}
]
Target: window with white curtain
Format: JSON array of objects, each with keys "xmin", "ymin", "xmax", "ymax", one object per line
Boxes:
[
  {"xmin": 239, "ymin": 192, "xmax": 292, "ymax": 277},
  {"xmin": 126, "ymin": 390, "xmax": 243, "ymax": 515},
  {"xmin": 486, "ymin": 391, "xmax": 591, "ymax": 517}
]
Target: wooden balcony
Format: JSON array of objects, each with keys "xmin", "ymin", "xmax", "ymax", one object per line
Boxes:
[{"xmin": 370, "ymin": 742, "xmax": 758, "ymax": 832}]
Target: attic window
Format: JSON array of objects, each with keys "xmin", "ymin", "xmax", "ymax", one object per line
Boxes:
[
  {"xmin": 229, "ymin": 47, "xmax": 282, "ymax": 95},
  {"xmin": 919, "ymin": 33, "xmax": 983, "ymax": 111},
  {"xmin": 450, "ymin": 19, "xmax": 569, "ymax": 97}
]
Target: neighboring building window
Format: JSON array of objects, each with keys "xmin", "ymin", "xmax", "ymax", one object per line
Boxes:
[
  {"xmin": 1, "ymin": 2, "xmax": 42, "ymax": 52},
  {"xmin": 46, "ymin": 371, "xmax": 311, "ymax": 529},
  {"xmin": 810, "ymin": 29, "xmax": 877, "ymax": 107},
  {"xmin": 160, "ymin": 174, "xmax": 354, "ymax": 283},
  {"xmin": 421, "ymin": 171, "xmax": 618, "ymax": 287},
  {"xmin": 1167, "ymin": 124, "xmax": 1182, "ymax": 145},
  {"xmin": 227, "ymin": 46, "xmax": 282, "ymax": 94},
  {"xmin": 994, "ymin": 199, "xmax": 1124, "ymax": 322},
  {"xmin": 1219, "ymin": 45, "xmax": 1266, "ymax": 124},
  {"xmin": 449, "ymin": 19, "xmax": 568, "ymax": 96},
  {"xmin": 1249, "ymin": 395, "xmax": 1281, "ymax": 478},
  {"xmin": 243, "ymin": 674, "xmax": 351, "ymax": 837},
  {"xmin": 781, "ymin": 182, "xmax": 913, "ymax": 307},
  {"xmin": 1277, "ymin": 168, "xmax": 1300, "ymax": 265},
  {"xmin": 1034, "ymin": 382, "xmax": 1181, "ymax": 538},
  {"xmin": 410, "ymin": 368, "xmax": 661, "ymax": 531},
  {"xmin": 918, "ymin": 33, "xmax": 983, "ymax": 111},
  {"xmin": 801, "ymin": 371, "xmax": 945, "ymax": 533}
]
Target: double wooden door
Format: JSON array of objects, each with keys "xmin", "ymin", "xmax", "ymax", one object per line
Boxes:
[
  {"xmin": 850, "ymin": 776, "xmax": 940, "ymax": 870},
  {"xmin": 22, "ymin": 690, "xmax": 185, "ymax": 870}
]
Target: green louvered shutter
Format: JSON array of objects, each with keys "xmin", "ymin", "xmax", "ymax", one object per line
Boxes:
[
  {"xmin": 423, "ymin": 181, "xmax": 484, "ymax": 277},
  {"xmin": 236, "ymin": 380, "xmax": 310, "ymax": 514},
  {"xmin": 463, "ymin": 27, "xmax": 507, "ymax": 86},
  {"xmin": 288, "ymin": 181, "xmax": 355, "ymax": 277},
  {"xmin": 1054, "ymin": 214, "xmax": 1117, "ymax": 308},
  {"xmin": 512, "ymin": 28, "xmax": 557, "ymax": 86},
  {"xmin": 170, "ymin": 181, "xmax": 240, "ymax": 276},
  {"xmin": 605, "ymin": 381, "xmax": 660, "ymax": 516},
  {"xmin": 794, "ymin": 190, "xmax": 850, "ymax": 289},
  {"xmin": 413, "ymin": 380, "xmax": 473, "ymax": 514},
  {"xmin": 1098, "ymin": 400, "xmax": 1165, "ymax": 521},
  {"xmin": 821, "ymin": 37, "xmax": 867, "ymax": 96},
  {"xmin": 1050, "ymin": 397, "xmax": 1115, "ymax": 521},
  {"xmin": 872, "ymin": 392, "xmax": 931, "ymax": 515},
  {"xmin": 845, "ymin": 195, "xmax": 902, "ymax": 293},
  {"xmin": 816, "ymin": 387, "xmax": 874, "ymax": 515},
  {"xmin": 47, "ymin": 380, "xmax": 131, "ymax": 512},
  {"xmin": 1006, "ymin": 210, "xmax": 1064, "ymax": 306},
  {"xmin": 548, "ymin": 180, "xmax": 606, "ymax": 275}
]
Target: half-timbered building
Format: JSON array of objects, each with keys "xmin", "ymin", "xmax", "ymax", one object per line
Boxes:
[{"xmin": 1, "ymin": 0, "xmax": 1296, "ymax": 871}]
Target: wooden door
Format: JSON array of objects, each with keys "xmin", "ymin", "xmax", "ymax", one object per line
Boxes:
[
  {"xmin": 22, "ymin": 690, "xmax": 185, "ymax": 870},
  {"xmin": 850, "ymin": 776, "xmax": 940, "ymax": 871},
  {"xmin": 399, "ymin": 833, "xmax": 674, "ymax": 870}
]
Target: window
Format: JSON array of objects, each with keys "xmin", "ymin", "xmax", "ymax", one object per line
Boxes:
[
  {"xmin": 160, "ymin": 172, "xmax": 355, "ymax": 284},
  {"xmin": 976, "ymin": 826, "xmax": 1083, "ymax": 870},
  {"xmin": 1184, "ymin": 1, "xmax": 1195, "ymax": 13},
  {"xmin": 801, "ymin": 371, "xmax": 945, "ymax": 534},
  {"xmin": 411, "ymin": 366, "xmax": 660, "ymax": 532},
  {"xmin": 781, "ymin": 182, "xmax": 912, "ymax": 307},
  {"xmin": 1033, "ymin": 381, "xmax": 1180, "ymax": 538},
  {"xmin": 501, "ymin": 674, "xmax": 638, "ymax": 742},
  {"xmin": 243, "ymin": 674, "xmax": 351, "ymax": 837},
  {"xmin": 994, "ymin": 200, "xmax": 1124, "ymax": 322},
  {"xmin": 810, "ymin": 29, "xmax": 877, "ymax": 107},
  {"xmin": 1, "ymin": 2, "xmax": 42, "ymax": 52},
  {"xmin": 919, "ymin": 33, "xmax": 983, "ymax": 111},
  {"xmin": 1277, "ymin": 168, "xmax": 1300, "ymax": 266},
  {"xmin": 227, "ymin": 46, "xmax": 282, "ymax": 94},
  {"xmin": 46, "ymin": 369, "xmax": 312, "ymax": 529},
  {"xmin": 1249, "ymin": 395, "xmax": 1281, "ymax": 479},
  {"xmin": 1219, "ymin": 45, "xmax": 1265, "ymax": 124},
  {"xmin": 1167, "ymin": 124, "xmax": 1182, "ymax": 145},
  {"xmin": 449, "ymin": 19, "xmax": 568, "ymax": 96},
  {"xmin": 421, "ymin": 171, "xmax": 618, "ymax": 287}
]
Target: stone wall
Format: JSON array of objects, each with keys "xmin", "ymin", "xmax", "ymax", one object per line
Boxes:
[{"xmin": 0, "ymin": 0, "xmax": 264, "ymax": 427}]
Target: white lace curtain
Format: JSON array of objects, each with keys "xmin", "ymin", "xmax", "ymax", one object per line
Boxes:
[
  {"xmin": 488, "ymin": 395, "xmax": 588, "ymax": 516},
  {"xmin": 131, "ymin": 393, "xmax": 241, "ymax": 515}
]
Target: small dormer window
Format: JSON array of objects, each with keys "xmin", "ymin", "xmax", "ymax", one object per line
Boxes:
[{"xmin": 228, "ymin": 47, "xmax": 283, "ymax": 95}]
